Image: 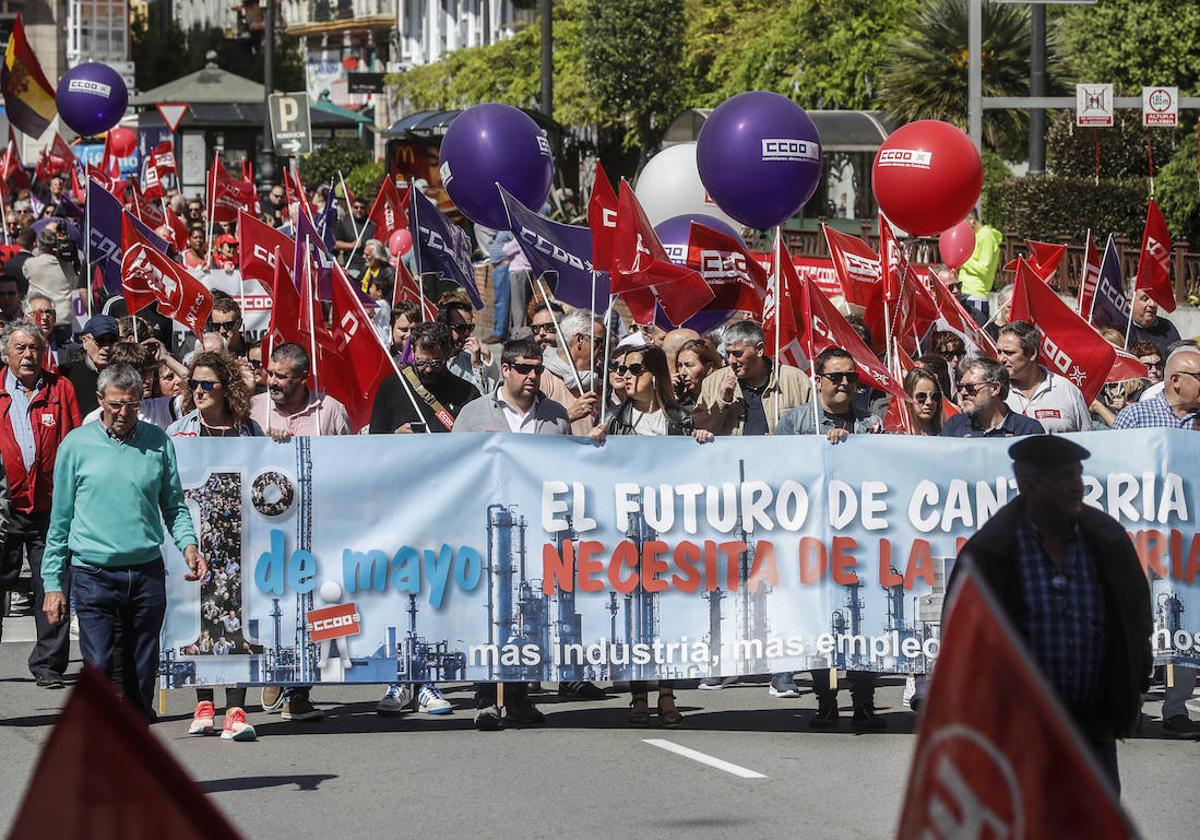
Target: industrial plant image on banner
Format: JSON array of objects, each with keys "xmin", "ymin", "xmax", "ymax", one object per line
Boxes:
[{"xmin": 158, "ymin": 430, "xmax": 1200, "ymax": 688}]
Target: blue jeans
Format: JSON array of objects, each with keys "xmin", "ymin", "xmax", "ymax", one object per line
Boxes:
[
  {"xmin": 72, "ymin": 558, "xmax": 167, "ymax": 721},
  {"xmin": 491, "ymin": 262, "xmax": 510, "ymax": 339}
]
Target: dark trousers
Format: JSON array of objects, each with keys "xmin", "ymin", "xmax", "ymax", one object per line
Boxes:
[
  {"xmin": 811, "ymin": 669, "xmax": 876, "ymax": 706},
  {"xmin": 72, "ymin": 558, "xmax": 166, "ymax": 721},
  {"xmin": 196, "ymin": 686, "xmax": 248, "ymax": 709},
  {"xmin": 1087, "ymin": 737, "xmax": 1120, "ymax": 795},
  {"xmin": 2, "ymin": 512, "xmax": 67, "ymax": 679},
  {"xmin": 475, "ymin": 682, "xmax": 528, "ymax": 708}
]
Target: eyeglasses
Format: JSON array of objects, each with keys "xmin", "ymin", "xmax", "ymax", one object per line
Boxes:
[
  {"xmin": 90, "ymin": 334, "xmax": 118, "ymax": 348},
  {"xmin": 943, "ymin": 350, "xmax": 965, "ymax": 360},
  {"xmin": 913, "ymin": 390, "xmax": 942, "ymax": 403},
  {"xmin": 506, "ymin": 362, "xmax": 544, "ymax": 376},
  {"xmin": 614, "ymin": 363, "xmax": 646, "ymax": 376},
  {"xmin": 820, "ymin": 371, "xmax": 859, "ymax": 385},
  {"xmin": 103, "ymin": 399, "xmax": 141, "ymax": 412},
  {"xmin": 1140, "ymin": 358, "xmax": 1163, "ymax": 370},
  {"xmin": 411, "ymin": 358, "xmax": 446, "ymax": 369},
  {"xmin": 531, "ymin": 323, "xmax": 556, "ymax": 335},
  {"xmin": 958, "ymin": 381, "xmax": 994, "ymax": 397},
  {"xmin": 449, "ymin": 323, "xmax": 473, "ymax": 334},
  {"xmin": 249, "ymin": 359, "xmax": 262, "ymax": 370},
  {"xmin": 210, "ymin": 320, "xmax": 239, "ymax": 334},
  {"xmin": 188, "ymin": 378, "xmax": 220, "ymax": 393}
]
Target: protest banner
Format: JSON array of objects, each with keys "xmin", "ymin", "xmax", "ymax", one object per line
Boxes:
[{"xmin": 160, "ymin": 430, "xmax": 1200, "ymax": 688}]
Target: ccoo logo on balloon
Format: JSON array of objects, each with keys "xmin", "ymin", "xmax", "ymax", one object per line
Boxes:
[
  {"xmin": 877, "ymin": 149, "xmax": 933, "ymax": 169},
  {"xmin": 760, "ymin": 139, "xmax": 819, "ymax": 163},
  {"xmin": 67, "ymin": 78, "xmax": 112, "ymax": 97}
]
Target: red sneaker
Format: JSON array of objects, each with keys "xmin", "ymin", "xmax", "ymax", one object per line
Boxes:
[
  {"xmin": 221, "ymin": 707, "xmax": 257, "ymax": 742},
  {"xmin": 188, "ymin": 700, "xmax": 215, "ymax": 736}
]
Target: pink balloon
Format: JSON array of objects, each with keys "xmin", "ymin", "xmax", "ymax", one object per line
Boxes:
[
  {"xmin": 108, "ymin": 127, "xmax": 136, "ymax": 158},
  {"xmin": 938, "ymin": 220, "xmax": 975, "ymax": 270},
  {"xmin": 388, "ymin": 228, "xmax": 413, "ymax": 257}
]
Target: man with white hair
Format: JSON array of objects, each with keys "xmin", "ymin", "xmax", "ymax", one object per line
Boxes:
[
  {"xmin": 1113, "ymin": 343, "xmax": 1200, "ymax": 738},
  {"xmin": 539, "ymin": 308, "xmax": 603, "ymax": 436}
]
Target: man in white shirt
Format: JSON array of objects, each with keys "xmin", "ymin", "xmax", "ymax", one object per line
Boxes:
[{"xmin": 997, "ymin": 321, "xmax": 1090, "ymax": 434}]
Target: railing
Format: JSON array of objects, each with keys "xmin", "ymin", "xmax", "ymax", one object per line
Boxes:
[{"xmin": 782, "ymin": 226, "xmax": 1199, "ymax": 303}]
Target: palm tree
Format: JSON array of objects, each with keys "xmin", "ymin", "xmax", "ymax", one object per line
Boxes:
[{"xmin": 877, "ymin": 0, "xmax": 1062, "ymax": 160}]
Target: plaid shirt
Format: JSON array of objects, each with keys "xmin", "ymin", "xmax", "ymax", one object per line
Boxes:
[
  {"xmin": 1112, "ymin": 394, "xmax": 1200, "ymax": 430},
  {"xmin": 1015, "ymin": 514, "xmax": 1108, "ymax": 710}
]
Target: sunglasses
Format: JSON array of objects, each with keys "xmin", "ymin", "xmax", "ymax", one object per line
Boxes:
[
  {"xmin": 943, "ymin": 350, "xmax": 965, "ymax": 360},
  {"xmin": 411, "ymin": 358, "xmax": 446, "ymax": 369},
  {"xmin": 531, "ymin": 323, "xmax": 556, "ymax": 334},
  {"xmin": 820, "ymin": 371, "xmax": 859, "ymax": 384},
  {"xmin": 210, "ymin": 320, "xmax": 239, "ymax": 333},
  {"xmin": 1140, "ymin": 359, "xmax": 1163, "ymax": 369},
  {"xmin": 90, "ymin": 334, "xmax": 118, "ymax": 347},
  {"xmin": 189, "ymin": 378, "xmax": 220, "ymax": 392},
  {"xmin": 507, "ymin": 362, "xmax": 544, "ymax": 376},
  {"xmin": 958, "ymin": 381, "xmax": 993, "ymax": 397},
  {"xmin": 913, "ymin": 390, "xmax": 942, "ymax": 403},
  {"xmin": 449, "ymin": 324, "xmax": 473, "ymax": 334},
  {"xmin": 614, "ymin": 363, "xmax": 646, "ymax": 376}
]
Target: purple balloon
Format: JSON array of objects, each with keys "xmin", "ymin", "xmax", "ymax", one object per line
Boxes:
[
  {"xmin": 439, "ymin": 104, "xmax": 553, "ymax": 230},
  {"xmin": 652, "ymin": 213, "xmax": 741, "ymax": 334},
  {"xmin": 56, "ymin": 63, "xmax": 129, "ymax": 137},
  {"xmin": 696, "ymin": 91, "xmax": 822, "ymax": 230}
]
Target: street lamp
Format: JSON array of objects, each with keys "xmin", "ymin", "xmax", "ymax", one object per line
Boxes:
[{"xmin": 259, "ymin": 0, "xmax": 276, "ymax": 187}]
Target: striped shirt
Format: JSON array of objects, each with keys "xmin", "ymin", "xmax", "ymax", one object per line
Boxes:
[
  {"xmin": 1112, "ymin": 394, "xmax": 1200, "ymax": 430},
  {"xmin": 5, "ymin": 369, "xmax": 41, "ymax": 470},
  {"xmin": 1015, "ymin": 515, "xmax": 1107, "ymax": 709}
]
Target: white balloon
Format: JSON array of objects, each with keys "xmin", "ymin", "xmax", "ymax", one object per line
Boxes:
[{"xmin": 634, "ymin": 142, "xmax": 741, "ymax": 230}]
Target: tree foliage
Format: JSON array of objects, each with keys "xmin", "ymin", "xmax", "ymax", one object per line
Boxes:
[
  {"xmin": 990, "ymin": 175, "xmax": 1150, "ymax": 243},
  {"xmin": 581, "ymin": 0, "xmax": 688, "ymax": 161},
  {"xmin": 345, "ymin": 161, "xmax": 387, "ymax": 203},
  {"xmin": 1047, "ymin": 111, "xmax": 1183, "ymax": 179},
  {"xmin": 877, "ymin": 0, "xmax": 1064, "ymax": 159},
  {"xmin": 298, "ymin": 141, "xmax": 372, "ymax": 191}
]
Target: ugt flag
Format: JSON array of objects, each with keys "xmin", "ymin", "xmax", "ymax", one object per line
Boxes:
[{"xmin": 896, "ymin": 567, "xmax": 1134, "ymax": 839}]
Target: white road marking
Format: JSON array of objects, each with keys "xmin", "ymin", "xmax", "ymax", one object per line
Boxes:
[{"xmin": 642, "ymin": 738, "xmax": 767, "ymax": 779}]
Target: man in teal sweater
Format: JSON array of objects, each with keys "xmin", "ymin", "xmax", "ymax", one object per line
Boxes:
[{"xmin": 42, "ymin": 364, "xmax": 207, "ymax": 720}]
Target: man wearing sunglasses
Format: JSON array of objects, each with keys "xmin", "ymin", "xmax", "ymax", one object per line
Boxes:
[
  {"xmin": 1113, "ymin": 344, "xmax": 1200, "ymax": 737},
  {"xmin": 370, "ymin": 322, "xmax": 480, "ymax": 434},
  {"xmin": 776, "ymin": 348, "xmax": 883, "ymax": 441},
  {"xmin": 208, "ymin": 298, "xmax": 248, "ymax": 359},
  {"xmin": 454, "ymin": 337, "xmax": 568, "ymax": 728},
  {"xmin": 435, "ymin": 298, "xmax": 498, "ymax": 395},
  {"xmin": 65, "ymin": 315, "xmax": 119, "ymax": 416},
  {"xmin": 942, "ymin": 357, "xmax": 1044, "ymax": 438},
  {"xmin": 539, "ymin": 309, "xmax": 605, "ymax": 436}
]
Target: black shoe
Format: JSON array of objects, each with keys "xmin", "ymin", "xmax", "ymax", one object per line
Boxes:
[
  {"xmin": 809, "ymin": 699, "xmax": 839, "ymax": 730},
  {"xmin": 558, "ymin": 681, "xmax": 606, "ymax": 700},
  {"xmin": 474, "ymin": 704, "xmax": 504, "ymax": 731},
  {"xmin": 505, "ymin": 699, "xmax": 545, "ymax": 725},
  {"xmin": 1162, "ymin": 714, "xmax": 1200, "ymax": 739},
  {"xmin": 35, "ymin": 673, "xmax": 64, "ymax": 689},
  {"xmin": 852, "ymin": 704, "xmax": 887, "ymax": 731}
]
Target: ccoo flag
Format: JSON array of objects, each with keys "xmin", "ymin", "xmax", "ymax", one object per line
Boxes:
[
  {"xmin": 408, "ymin": 185, "xmax": 483, "ymax": 309},
  {"xmin": 1, "ymin": 15, "xmax": 56, "ymax": 139},
  {"xmin": 498, "ymin": 183, "xmax": 610, "ymax": 312},
  {"xmin": 1135, "ymin": 199, "xmax": 1175, "ymax": 312},
  {"xmin": 1087, "ymin": 234, "xmax": 1132, "ymax": 336}
]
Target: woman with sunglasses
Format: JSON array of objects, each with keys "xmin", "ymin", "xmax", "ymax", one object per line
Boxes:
[
  {"xmin": 672, "ymin": 338, "xmax": 724, "ymax": 410},
  {"xmin": 903, "ymin": 367, "xmax": 945, "ymax": 436},
  {"xmin": 590, "ymin": 346, "xmax": 712, "ymax": 727},
  {"xmin": 166, "ymin": 352, "xmax": 261, "ymax": 741}
]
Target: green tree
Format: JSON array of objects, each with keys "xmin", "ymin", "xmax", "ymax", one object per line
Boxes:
[
  {"xmin": 582, "ymin": 0, "xmax": 687, "ymax": 162},
  {"xmin": 298, "ymin": 141, "xmax": 372, "ymax": 191},
  {"xmin": 1046, "ymin": 111, "xmax": 1182, "ymax": 180},
  {"xmin": 1061, "ymin": 0, "xmax": 1200, "ymax": 94},
  {"xmin": 877, "ymin": 0, "xmax": 1064, "ymax": 159}
]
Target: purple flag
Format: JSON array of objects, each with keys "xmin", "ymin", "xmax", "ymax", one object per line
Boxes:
[
  {"xmin": 88, "ymin": 178, "xmax": 168, "ymax": 295},
  {"xmin": 294, "ymin": 207, "xmax": 335, "ymax": 301},
  {"xmin": 409, "ymin": 186, "xmax": 483, "ymax": 309},
  {"xmin": 1087, "ymin": 234, "xmax": 1132, "ymax": 334},
  {"xmin": 498, "ymin": 184, "xmax": 609, "ymax": 312}
]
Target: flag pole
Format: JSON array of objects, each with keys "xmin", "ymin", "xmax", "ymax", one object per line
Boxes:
[
  {"xmin": 589, "ymin": 269, "xmax": 597, "ymax": 379},
  {"xmin": 205, "ymin": 151, "xmax": 217, "ymax": 271},
  {"xmin": 772, "ymin": 227, "xmax": 782, "ymax": 429},
  {"xmin": 84, "ymin": 180, "xmax": 93, "ymax": 318},
  {"xmin": 339, "ymin": 170, "xmax": 358, "ymax": 238},
  {"xmin": 1077, "ymin": 228, "xmax": 1092, "ymax": 314},
  {"xmin": 599, "ymin": 294, "xmax": 615, "ymax": 426},
  {"xmin": 304, "ymin": 242, "xmax": 322, "ymax": 432}
]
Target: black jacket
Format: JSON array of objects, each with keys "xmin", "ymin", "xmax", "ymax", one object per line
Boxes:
[
  {"xmin": 605, "ymin": 400, "xmax": 693, "ymax": 437},
  {"xmin": 369, "ymin": 369, "xmax": 480, "ymax": 434},
  {"xmin": 952, "ymin": 497, "xmax": 1152, "ymax": 738}
]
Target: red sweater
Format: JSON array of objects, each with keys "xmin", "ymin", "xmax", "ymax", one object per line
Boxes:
[{"xmin": 0, "ymin": 369, "xmax": 81, "ymax": 514}]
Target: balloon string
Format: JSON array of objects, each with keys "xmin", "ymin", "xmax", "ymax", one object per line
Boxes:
[
  {"xmin": 1147, "ymin": 132, "xmax": 1155, "ymax": 198},
  {"xmin": 1093, "ymin": 131, "xmax": 1100, "ymax": 187}
]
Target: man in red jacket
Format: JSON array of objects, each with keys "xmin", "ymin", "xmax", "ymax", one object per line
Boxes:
[{"xmin": 0, "ymin": 319, "xmax": 80, "ymax": 687}]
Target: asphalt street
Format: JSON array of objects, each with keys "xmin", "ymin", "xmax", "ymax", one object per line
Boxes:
[{"xmin": 1, "ymin": 637, "xmax": 1198, "ymax": 839}]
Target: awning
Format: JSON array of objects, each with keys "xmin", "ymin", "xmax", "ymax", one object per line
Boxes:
[{"xmin": 385, "ymin": 107, "xmax": 563, "ymax": 139}]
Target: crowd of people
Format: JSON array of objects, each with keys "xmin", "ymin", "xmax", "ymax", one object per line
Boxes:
[{"xmin": 0, "ymin": 182, "xmax": 1194, "ymax": 793}]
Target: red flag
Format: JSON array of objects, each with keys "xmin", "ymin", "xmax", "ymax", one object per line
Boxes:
[
  {"xmin": 611, "ymin": 180, "xmax": 714, "ymax": 325},
  {"xmin": 896, "ymin": 570, "xmax": 1133, "ymax": 840},
  {"xmin": 86, "ymin": 163, "xmax": 114, "ymax": 194},
  {"xmin": 928, "ymin": 269, "xmax": 998, "ymax": 359},
  {"xmin": 823, "ymin": 225, "xmax": 880, "ymax": 308},
  {"xmin": 1107, "ymin": 347, "xmax": 1150, "ymax": 383},
  {"xmin": 142, "ymin": 155, "xmax": 164, "ymax": 201},
  {"xmin": 331, "ymin": 263, "xmax": 394, "ymax": 428},
  {"xmin": 284, "ymin": 164, "xmax": 312, "ymax": 222},
  {"xmin": 1135, "ymin": 199, "xmax": 1175, "ymax": 312},
  {"xmin": 1, "ymin": 15, "xmax": 57, "ymax": 138},
  {"xmin": 45, "ymin": 133, "xmax": 74, "ymax": 176},
  {"xmin": 762, "ymin": 230, "xmax": 806, "ymax": 369},
  {"xmin": 153, "ymin": 140, "xmax": 177, "ymax": 176},
  {"xmin": 392, "ymin": 254, "xmax": 436, "ymax": 320},
  {"xmin": 7, "ymin": 665, "xmax": 243, "ymax": 840},
  {"xmin": 685, "ymin": 221, "xmax": 768, "ymax": 316},
  {"xmin": 130, "ymin": 178, "xmax": 165, "ymax": 230},
  {"xmin": 121, "ymin": 213, "xmax": 213, "ymax": 336},
  {"xmin": 864, "ymin": 219, "xmax": 917, "ymax": 354},
  {"xmin": 2, "ymin": 128, "xmax": 31, "ymax": 194},
  {"xmin": 1003, "ymin": 240, "xmax": 1067, "ymax": 284},
  {"xmin": 587, "ymin": 160, "xmax": 618, "ymax": 272},
  {"xmin": 1077, "ymin": 230, "xmax": 1102, "ymax": 316},
  {"xmin": 268, "ymin": 246, "xmax": 306, "ymax": 350},
  {"xmin": 207, "ymin": 156, "xmax": 256, "ymax": 224},
  {"xmin": 163, "ymin": 204, "xmax": 189, "ymax": 252},
  {"xmin": 366, "ymin": 174, "xmax": 408, "ymax": 244},
  {"xmin": 1009, "ymin": 258, "xmax": 1114, "ymax": 403},
  {"xmin": 239, "ymin": 209, "xmax": 295, "ymax": 292}
]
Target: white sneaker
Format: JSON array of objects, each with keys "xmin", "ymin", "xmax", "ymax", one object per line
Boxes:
[
  {"xmin": 418, "ymin": 683, "xmax": 452, "ymax": 715},
  {"xmin": 698, "ymin": 676, "xmax": 738, "ymax": 690},
  {"xmin": 377, "ymin": 683, "xmax": 412, "ymax": 716}
]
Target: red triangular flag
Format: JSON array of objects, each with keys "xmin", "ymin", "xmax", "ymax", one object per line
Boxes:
[
  {"xmin": 121, "ymin": 213, "xmax": 213, "ymax": 335},
  {"xmin": 367, "ymin": 174, "xmax": 409, "ymax": 244},
  {"xmin": 7, "ymin": 665, "xmax": 243, "ymax": 839},
  {"xmin": 896, "ymin": 569, "xmax": 1134, "ymax": 839},
  {"xmin": 1004, "ymin": 240, "xmax": 1067, "ymax": 284},
  {"xmin": 823, "ymin": 225, "xmax": 881, "ymax": 308},
  {"xmin": 331, "ymin": 263, "xmax": 394, "ymax": 429},
  {"xmin": 927, "ymin": 268, "xmax": 998, "ymax": 359},
  {"xmin": 239, "ymin": 209, "xmax": 295, "ymax": 294},
  {"xmin": 392, "ymin": 254, "xmax": 436, "ymax": 320},
  {"xmin": 1077, "ymin": 230, "xmax": 1102, "ymax": 316},
  {"xmin": 685, "ymin": 221, "xmax": 768, "ymax": 316},
  {"xmin": 587, "ymin": 160, "xmax": 618, "ymax": 273},
  {"xmin": 1135, "ymin": 199, "xmax": 1175, "ymax": 312}
]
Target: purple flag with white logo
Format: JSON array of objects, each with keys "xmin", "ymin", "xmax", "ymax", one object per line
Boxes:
[
  {"xmin": 88, "ymin": 177, "xmax": 168, "ymax": 295},
  {"xmin": 498, "ymin": 184, "xmax": 610, "ymax": 312},
  {"xmin": 1087, "ymin": 234, "xmax": 1131, "ymax": 334},
  {"xmin": 294, "ymin": 208, "xmax": 335, "ymax": 301},
  {"xmin": 409, "ymin": 186, "xmax": 483, "ymax": 309}
]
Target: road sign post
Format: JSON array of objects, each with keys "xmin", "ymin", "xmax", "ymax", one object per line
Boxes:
[{"xmin": 268, "ymin": 92, "xmax": 313, "ymax": 157}]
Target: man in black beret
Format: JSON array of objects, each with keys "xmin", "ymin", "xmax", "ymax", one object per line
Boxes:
[{"xmin": 951, "ymin": 435, "xmax": 1151, "ymax": 793}]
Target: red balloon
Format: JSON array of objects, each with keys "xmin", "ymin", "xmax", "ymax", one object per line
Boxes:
[
  {"xmin": 388, "ymin": 228, "xmax": 412, "ymax": 257},
  {"xmin": 872, "ymin": 121, "xmax": 982, "ymax": 236},
  {"xmin": 108, "ymin": 127, "xmax": 136, "ymax": 158},
  {"xmin": 938, "ymin": 220, "xmax": 975, "ymax": 270}
]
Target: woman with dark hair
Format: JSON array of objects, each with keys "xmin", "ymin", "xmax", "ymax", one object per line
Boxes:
[
  {"xmin": 591, "ymin": 345, "xmax": 712, "ymax": 726},
  {"xmin": 903, "ymin": 367, "xmax": 945, "ymax": 436},
  {"xmin": 671, "ymin": 338, "xmax": 724, "ymax": 410},
  {"xmin": 604, "ymin": 345, "xmax": 633, "ymax": 409}
]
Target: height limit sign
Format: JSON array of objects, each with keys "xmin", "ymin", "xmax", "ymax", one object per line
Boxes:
[
  {"xmin": 269, "ymin": 92, "xmax": 313, "ymax": 156},
  {"xmin": 1143, "ymin": 86, "xmax": 1178, "ymax": 127}
]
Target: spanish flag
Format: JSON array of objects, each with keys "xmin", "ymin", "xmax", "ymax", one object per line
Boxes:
[{"xmin": 2, "ymin": 14, "xmax": 57, "ymax": 139}]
